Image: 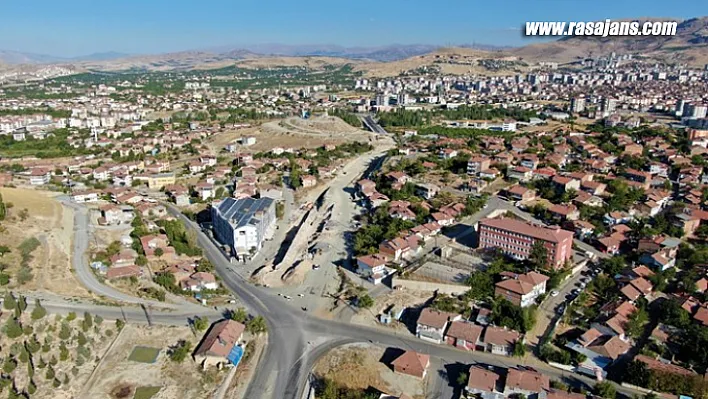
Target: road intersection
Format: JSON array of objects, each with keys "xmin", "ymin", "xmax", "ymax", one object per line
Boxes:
[{"xmin": 41, "ymin": 142, "xmax": 636, "ymax": 399}]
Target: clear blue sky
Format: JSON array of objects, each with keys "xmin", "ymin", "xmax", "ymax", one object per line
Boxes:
[{"xmin": 1, "ymin": 0, "xmax": 705, "ymax": 56}]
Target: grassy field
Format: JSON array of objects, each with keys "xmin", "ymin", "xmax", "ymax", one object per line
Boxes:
[
  {"xmin": 133, "ymin": 386, "xmax": 161, "ymax": 399},
  {"xmin": 128, "ymin": 346, "xmax": 161, "ymax": 363}
]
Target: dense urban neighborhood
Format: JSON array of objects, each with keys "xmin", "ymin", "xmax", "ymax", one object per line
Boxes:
[{"xmin": 0, "ymin": 10, "xmax": 708, "ymax": 399}]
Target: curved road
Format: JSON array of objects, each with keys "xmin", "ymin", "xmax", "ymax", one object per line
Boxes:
[
  {"xmin": 63, "ymin": 200, "xmax": 204, "ymax": 311},
  {"xmin": 177, "ymin": 207, "xmax": 645, "ymax": 399}
]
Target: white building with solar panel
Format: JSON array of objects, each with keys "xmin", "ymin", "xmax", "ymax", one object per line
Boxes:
[{"xmin": 211, "ymin": 197, "xmax": 276, "ymax": 260}]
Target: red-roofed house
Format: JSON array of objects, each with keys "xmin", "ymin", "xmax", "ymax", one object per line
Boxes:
[
  {"xmin": 444, "ymin": 321, "xmax": 483, "ymax": 351},
  {"xmin": 193, "ymin": 320, "xmax": 245, "ymax": 368},
  {"xmin": 391, "ymin": 350, "xmax": 430, "ymax": 378}
]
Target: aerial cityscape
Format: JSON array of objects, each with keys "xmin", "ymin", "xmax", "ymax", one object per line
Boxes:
[{"xmin": 0, "ymin": 2, "xmax": 707, "ymax": 399}]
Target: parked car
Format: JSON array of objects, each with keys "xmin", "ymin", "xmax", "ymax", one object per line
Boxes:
[{"xmin": 550, "ymin": 290, "xmax": 559, "ymax": 297}]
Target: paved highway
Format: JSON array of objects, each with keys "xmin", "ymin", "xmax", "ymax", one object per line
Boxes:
[{"xmin": 361, "ymin": 114, "xmax": 388, "ymax": 135}]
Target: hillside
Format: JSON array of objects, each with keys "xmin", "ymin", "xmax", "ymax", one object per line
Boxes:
[
  {"xmin": 511, "ymin": 17, "xmax": 708, "ymax": 65},
  {"xmin": 0, "ymin": 16, "xmax": 705, "ymax": 76}
]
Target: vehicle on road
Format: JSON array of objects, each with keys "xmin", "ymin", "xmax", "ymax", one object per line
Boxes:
[
  {"xmin": 312, "ymin": 264, "xmax": 320, "ymax": 270},
  {"xmin": 301, "ymin": 307, "xmax": 307, "ymax": 311},
  {"xmin": 284, "ymin": 295, "xmax": 292, "ymax": 300},
  {"xmin": 297, "ymin": 294, "xmax": 304, "ymax": 297}
]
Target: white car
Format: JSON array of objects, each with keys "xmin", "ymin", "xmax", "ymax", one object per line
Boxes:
[{"xmin": 550, "ymin": 290, "xmax": 559, "ymax": 297}]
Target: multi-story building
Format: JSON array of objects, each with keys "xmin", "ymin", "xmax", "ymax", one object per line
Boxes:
[
  {"xmin": 494, "ymin": 271, "xmax": 549, "ymax": 307},
  {"xmin": 467, "ymin": 156, "xmax": 491, "ymax": 176},
  {"xmin": 602, "ymin": 98, "xmax": 617, "ymax": 115},
  {"xmin": 356, "ymin": 253, "xmax": 391, "ymax": 284},
  {"xmin": 211, "ymin": 197, "xmax": 276, "ymax": 260},
  {"xmin": 478, "ymin": 218, "xmax": 574, "ymax": 269},
  {"xmin": 570, "ymin": 96, "xmax": 586, "ymax": 113}
]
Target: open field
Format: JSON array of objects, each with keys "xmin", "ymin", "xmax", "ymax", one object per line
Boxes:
[
  {"xmin": 206, "ymin": 115, "xmax": 374, "ymax": 154},
  {"xmin": 84, "ymin": 324, "xmax": 223, "ymax": 399},
  {"xmin": 0, "ymin": 187, "xmax": 92, "ymax": 297},
  {"xmin": 350, "ymin": 290, "xmax": 432, "ymax": 331},
  {"xmin": 313, "ymin": 343, "xmax": 426, "ymax": 399}
]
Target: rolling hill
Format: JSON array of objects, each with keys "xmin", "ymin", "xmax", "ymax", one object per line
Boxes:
[{"xmin": 0, "ymin": 16, "xmax": 705, "ymax": 75}]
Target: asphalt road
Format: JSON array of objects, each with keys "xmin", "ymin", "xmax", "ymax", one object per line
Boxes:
[
  {"xmin": 175, "ymin": 202, "xmax": 649, "ymax": 399},
  {"xmin": 62, "ymin": 200, "xmax": 200, "ymax": 310},
  {"xmin": 54, "ymin": 148, "xmax": 629, "ymax": 399}
]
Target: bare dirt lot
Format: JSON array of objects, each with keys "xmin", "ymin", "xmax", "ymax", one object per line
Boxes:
[
  {"xmin": 84, "ymin": 324, "xmax": 224, "ymax": 399},
  {"xmin": 314, "ymin": 343, "xmax": 426, "ymax": 399},
  {"xmin": 350, "ymin": 290, "xmax": 432, "ymax": 332},
  {"xmin": 207, "ymin": 115, "xmax": 374, "ymax": 153},
  {"xmin": 0, "ymin": 187, "xmax": 91, "ymax": 297}
]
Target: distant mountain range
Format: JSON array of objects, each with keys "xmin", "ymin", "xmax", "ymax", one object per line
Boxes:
[
  {"xmin": 0, "ymin": 50, "xmax": 131, "ymax": 65},
  {"xmin": 0, "ymin": 16, "xmax": 705, "ymax": 74},
  {"xmin": 0, "ymin": 43, "xmax": 510, "ymax": 65}
]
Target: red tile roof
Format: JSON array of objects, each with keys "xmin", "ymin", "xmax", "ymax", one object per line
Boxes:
[
  {"xmin": 505, "ymin": 368, "xmax": 550, "ymax": 393},
  {"xmin": 417, "ymin": 308, "xmax": 458, "ymax": 329},
  {"xmin": 193, "ymin": 320, "xmax": 245, "ymax": 358},
  {"xmin": 467, "ymin": 366, "xmax": 501, "ymax": 392},
  {"xmin": 480, "ymin": 218, "xmax": 573, "ymax": 243},
  {"xmin": 445, "ymin": 321, "xmax": 483, "ymax": 344}
]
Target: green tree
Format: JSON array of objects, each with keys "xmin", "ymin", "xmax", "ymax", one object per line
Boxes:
[
  {"xmin": 456, "ymin": 372, "xmax": 468, "ymax": 387},
  {"xmin": 2, "ymin": 357, "xmax": 17, "ymax": 374},
  {"xmin": 3, "ymin": 291, "xmax": 16, "ymax": 310},
  {"xmin": 81, "ymin": 312, "xmax": 93, "ymax": 332},
  {"xmin": 26, "ymin": 336, "xmax": 41, "ymax": 353},
  {"xmin": 168, "ymin": 340, "xmax": 192, "ymax": 363},
  {"xmin": 626, "ymin": 308, "xmax": 649, "ymax": 338},
  {"xmin": 246, "ymin": 316, "xmax": 267, "ymax": 334},
  {"xmin": 31, "ymin": 299, "xmax": 47, "ymax": 320},
  {"xmin": 229, "ymin": 308, "xmax": 248, "ymax": 323},
  {"xmin": 5, "ymin": 318, "xmax": 23, "ymax": 339},
  {"xmin": 513, "ymin": 341, "xmax": 526, "ymax": 357},
  {"xmin": 17, "ymin": 295, "xmax": 27, "ymax": 312},
  {"xmin": 529, "ymin": 240, "xmax": 549, "ymax": 269},
  {"xmin": 58, "ymin": 322, "xmax": 71, "ymax": 340},
  {"xmin": 59, "ymin": 343, "xmax": 69, "ymax": 361},
  {"xmin": 115, "ymin": 319, "xmax": 125, "ymax": 330},
  {"xmin": 357, "ymin": 294, "xmax": 374, "ymax": 309},
  {"xmin": 66, "ymin": 312, "xmax": 77, "ymax": 321},
  {"xmin": 464, "ymin": 272, "xmax": 494, "ymax": 300},
  {"xmin": 77, "ymin": 332, "xmax": 87, "ymax": 346},
  {"xmin": 27, "ymin": 380, "xmax": 37, "ymax": 395},
  {"xmin": 0, "ymin": 246, "xmax": 10, "ymax": 257},
  {"xmin": 193, "ymin": 316, "xmax": 209, "ymax": 332},
  {"xmin": 624, "ymin": 360, "xmax": 651, "ymax": 387},
  {"xmin": 594, "ymin": 381, "xmax": 617, "ymax": 399}
]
